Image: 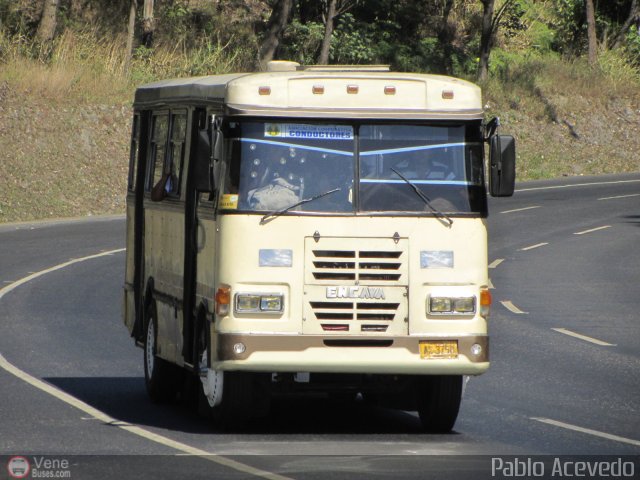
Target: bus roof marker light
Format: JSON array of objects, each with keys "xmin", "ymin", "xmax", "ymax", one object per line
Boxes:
[
  {"xmin": 312, "ymin": 84, "xmax": 325, "ymax": 94},
  {"xmin": 384, "ymin": 86, "xmax": 396, "ymax": 95},
  {"xmin": 346, "ymin": 84, "xmax": 359, "ymax": 94},
  {"xmin": 442, "ymin": 90, "xmax": 454, "ymax": 100},
  {"xmin": 258, "ymin": 86, "xmax": 271, "ymax": 96}
]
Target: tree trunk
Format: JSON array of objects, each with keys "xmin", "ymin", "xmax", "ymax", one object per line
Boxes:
[
  {"xmin": 258, "ymin": 0, "xmax": 293, "ymax": 70},
  {"xmin": 142, "ymin": 0, "xmax": 154, "ymax": 48},
  {"xmin": 477, "ymin": 0, "xmax": 495, "ymax": 81},
  {"xmin": 318, "ymin": 0, "xmax": 337, "ymax": 65},
  {"xmin": 438, "ymin": 0, "xmax": 455, "ymax": 74},
  {"xmin": 36, "ymin": 0, "xmax": 60, "ymax": 44},
  {"xmin": 612, "ymin": 0, "xmax": 639, "ymax": 49},
  {"xmin": 585, "ymin": 0, "xmax": 597, "ymax": 65},
  {"xmin": 126, "ymin": 0, "xmax": 137, "ymax": 71}
]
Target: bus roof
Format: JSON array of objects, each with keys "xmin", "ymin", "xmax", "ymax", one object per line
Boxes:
[{"xmin": 134, "ymin": 63, "xmax": 483, "ymax": 120}]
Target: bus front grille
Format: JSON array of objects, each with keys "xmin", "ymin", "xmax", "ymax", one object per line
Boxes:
[
  {"xmin": 303, "ymin": 237, "xmax": 409, "ymax": 335},
  {"xmin": 310, "ymin": 249, "xmax": 404, "ymax": 283},
  {"xmin": 309, "ymin": 301, "xmax": 400, "ymax": 333}
]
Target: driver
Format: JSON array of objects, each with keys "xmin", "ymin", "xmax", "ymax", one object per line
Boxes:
[{"xmin": 247, "ymin": 175, "xmax": 300, "ymax": 210}]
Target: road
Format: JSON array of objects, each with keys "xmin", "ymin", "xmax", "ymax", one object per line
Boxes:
[{"xmin": 1, "ymin": 174, "xmax": 639, "ymax": 479}]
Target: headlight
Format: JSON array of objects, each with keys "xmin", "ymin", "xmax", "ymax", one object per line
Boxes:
[
  {"xmin": 260, "ymin": 295, "xmax": 283, "ymax": 312},
  {"xmin": 428, "ymin": 296, "xmax": 476, "ymax": 315},
  {"xmin": 235, "ymin": 293, "xmax": 284, "ymax": 314}
]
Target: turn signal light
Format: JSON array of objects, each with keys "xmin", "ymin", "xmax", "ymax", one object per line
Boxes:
[
  {"xmin": 480, "ymin": 288, "xmax": 492, "ymax": 318},
  {"xmin": 215, "ymin": 284, "xmax": 231, "ymax": 316}
]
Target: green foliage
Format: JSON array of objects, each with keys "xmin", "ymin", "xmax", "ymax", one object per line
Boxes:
[
  {"xmin": 624, "ymin": 29, "xmax": 640, "ymax": 67},
  {"xmin": 597, "ymin": 47, "xmax": 640, "ymax": 86},
  {"xmin": 329, "ymin": 13, "xmax": 376, "ymax": 64},
  {"xmin": 281, "ymin": 18, "xmax": 324, "ymax": 65},
  {"xmin": 550, "ymin": 0, "xmax": 585, "ymax": 55}
]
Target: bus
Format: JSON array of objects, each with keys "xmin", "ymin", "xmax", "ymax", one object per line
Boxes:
[{"xmin": 123, "ymin": 61, "xmax": 515, "ymax": 432}]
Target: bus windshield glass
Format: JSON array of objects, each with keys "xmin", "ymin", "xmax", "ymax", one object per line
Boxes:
[{"xmin": 223, "ymin": 121, "xmax": 486, "ymax": 216}]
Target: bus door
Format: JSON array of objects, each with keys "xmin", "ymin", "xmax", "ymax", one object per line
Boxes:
[
  {"xmin": 181, "ymin": 108, "xmax": 216, "ymax": 368},
  {"xmin": 143, "ymin": 109, "xmax": 189, "ymax": 364}
]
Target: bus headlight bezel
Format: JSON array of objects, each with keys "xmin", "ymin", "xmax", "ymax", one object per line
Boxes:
[
  {"xmin": 234, "ymin": 292, "xmax": 284, "ymax": 314},
  {"xmin": 428, "ymin": 296, "xmax": 476, "ymax": 315}
]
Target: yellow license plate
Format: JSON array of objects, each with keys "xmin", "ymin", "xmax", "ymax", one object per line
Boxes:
[{"xmin": 419, "ymin": 340, "xmax": 458, "ymax": 359}]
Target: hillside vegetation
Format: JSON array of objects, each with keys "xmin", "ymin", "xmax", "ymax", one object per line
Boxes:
[{"xmin": 1, "ymin": 0, "xmax": 639, "ymax": 223}]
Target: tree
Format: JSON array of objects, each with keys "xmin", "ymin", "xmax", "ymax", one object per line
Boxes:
[
  {"xmin": 142, "ymin": 0, "xmax": 154, "ymax": 48},
  {"xmin": 126, "ymin": 0, "xmax": 137, "ymax": 70},
  {"xmin": 585, "ymin": 0, "xmax": 597, "ymax": 65},
  {"xmin": 438, "ymin": 0, "xmax": 456, "ymax": 74},
  {"xmin": 258, "ymin": 0, "xmax": 294, "ymax": 70},
  {"xmin": 477, "ymin": 0, "xmax": 496, "ymax": 81},
  {"xmin": 477, "ymin": 0, "xmax": 516, "ymax": 81},
  {"xmin": 612, "ymin": 0, "xmax": 639, "ymax": 49},
  {"xmin": 318, "ymin": 0, "xmax": 338, "ymax": 64},
  {"xmin": 36, "ymin": 0, "xmax": 59, "ymax": 44},
  {"xmin": 317, "ymin": 0, "xmax": 356, "ymax": 64}
]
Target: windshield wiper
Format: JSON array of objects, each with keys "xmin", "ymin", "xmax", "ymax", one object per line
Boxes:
[
  {"xmin": 260, "ymin": 188, "xmax": 341, "ymax": 225},
  {"xmin": 390, "ymin": 168, "xmax": 453, "ymax": 227}
]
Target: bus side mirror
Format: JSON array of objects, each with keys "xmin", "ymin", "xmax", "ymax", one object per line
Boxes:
[
  {"xmin": 194, "ymin": 129, "xmax": 214, "ymax": 193},
  {"xmin": 489, "ymin": 135, "xmax": 516, "ymax": 197}
]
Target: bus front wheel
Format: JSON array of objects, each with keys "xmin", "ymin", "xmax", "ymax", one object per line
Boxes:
[{"xmin": 416, "ymin": 375, "xmax": 463, "ymax": 433}]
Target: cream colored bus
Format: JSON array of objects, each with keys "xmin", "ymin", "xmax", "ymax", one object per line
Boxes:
[{"xmin": 123, "ymin": 61, "xmax": 515, "ymax": 432}]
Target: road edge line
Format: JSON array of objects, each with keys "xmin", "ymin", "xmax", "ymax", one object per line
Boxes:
[
  {"xmin": 0, "ymin": 249, "xmax": 125, "ymax": 300},
  {"xmin": 551, "ymin": 328, "xmax": 616, "ymax": 346},
  {"xmin": 0, "ymin": 249, "xmax": 292, "ymax": 480},
  {"xmin": 0, "ymin": 353, "xmax": 292, "ymax": 480},
  {"xmin": 531, "ymin": 417, "xmax": 640, "ymax": 447}
]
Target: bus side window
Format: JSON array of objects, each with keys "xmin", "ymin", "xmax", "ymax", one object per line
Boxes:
[
  {"xmin": 127, "ymin": 114, "xmax": 140, "ymax": 192},
  {"xmin": 166, "ymin": 112, "xmax": 187, "ymax": 197},
  {"xmin": 147, "ymin": 112, "xmax": 169, "ymax": 195}
]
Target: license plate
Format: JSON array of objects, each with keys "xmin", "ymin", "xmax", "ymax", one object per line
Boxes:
[{"xmin": 419, "ymin": 340, "xmax": 458, "ymax": 359}]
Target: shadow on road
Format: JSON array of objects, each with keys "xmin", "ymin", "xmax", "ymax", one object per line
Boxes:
[
  {"xmin": 621, "ymin": 214, "xmax": 640, "ymax": 227},
  {"xmin": 44, "ymin": 376, "xmax": 444, "ymax": 436}
]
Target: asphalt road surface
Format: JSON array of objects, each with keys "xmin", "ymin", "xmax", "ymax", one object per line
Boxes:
[{"xmin": 1, "ymin": 174, "xmax": 639, "ymax": 480}]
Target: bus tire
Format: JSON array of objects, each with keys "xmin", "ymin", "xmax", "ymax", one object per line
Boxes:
[
  {"xmin": 416, "ymin": 375, "xmax": 463, "ymax": 433},
  {"xmin": 143, "ymin": 300, "xmax": 177, "ymax": 403},
  {"xmin": 194, "ymin": 317, "xmax": 251, "ymax": 429},
  {"xmin": 211, "ymin": 371, "xmax": 255, "ymax": 431}
]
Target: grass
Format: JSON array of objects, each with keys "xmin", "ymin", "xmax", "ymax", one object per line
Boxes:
[{"xmin": 483, "ymin": 50, "xmax": 640, "ymax": 180}]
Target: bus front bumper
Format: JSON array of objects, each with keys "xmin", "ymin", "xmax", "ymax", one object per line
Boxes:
[{"xmin": 212, "ymin": 333, "xmax": 489, "ymax": 375}]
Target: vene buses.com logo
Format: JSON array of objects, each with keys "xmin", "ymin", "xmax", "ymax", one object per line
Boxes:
[{"xmin": 7, "ymin": 456, "xmax": 30, "ymax": 479}]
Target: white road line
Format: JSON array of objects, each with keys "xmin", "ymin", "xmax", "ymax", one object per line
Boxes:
[
  {"xmin": 574, "ymin": 225, "xmax": 611, "ymax": 235},
  {"xmin": 500, "ymin": 206, "xmax": 541, "ymax": 214},
  {"xmin": 488, "ymin": 279, "xmax": 495, "ymax": 290},
  {"xmin": 0, "ymin": 249, "xmax": 292, "ymax": 479},
  {"xmin": 500, "ymin": 300, "xmax": 528, "ymax": 314},
  {"xmin": 488, "ymin": 258, "xmax": 504, "ymax": 269},
  {"xmin": 0, "ymin": 249, "xmax": 125, "ymax": 300},
  {"xmin": 598, "ymin": 193, "xmax": 640, "ymax": 201},
  {"xmin": 516, "ymin": 179, "xmax": 640, "ymax": 192},
  {"xmin": 551, "ymin": 328, "xmax": 616, "ymax": 346},
  {"xmin": 520, "ymin": 242, "xmax": 548, "ymax": 251},
  {"xmin": 0, "ymin": 354, "xmax": 291, "ymax": 480},
  {"xmin": 531, "ymin": 417, "xmax": 640, "ymax": 447}
]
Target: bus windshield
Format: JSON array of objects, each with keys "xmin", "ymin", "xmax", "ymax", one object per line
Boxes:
[{"xmin": 223, "ymin": 121, "xmax": 487, "ymax": 216}]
